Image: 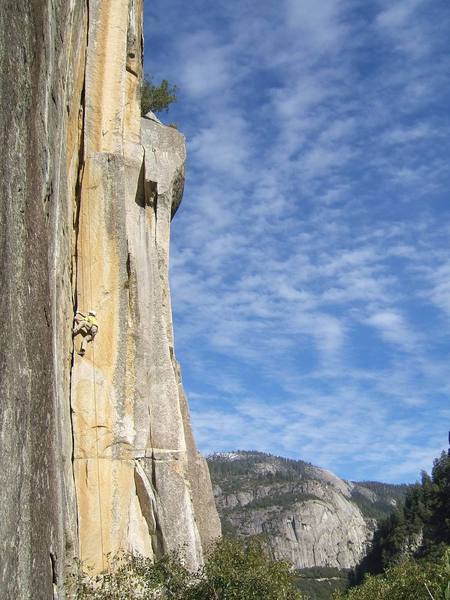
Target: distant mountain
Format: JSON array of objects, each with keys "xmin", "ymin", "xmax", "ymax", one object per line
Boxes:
[{"xmin": 207, "ymin": 451, "xmax": 408, "ymax": 599}]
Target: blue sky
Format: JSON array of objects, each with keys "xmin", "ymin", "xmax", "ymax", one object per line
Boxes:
[{"xmin": 144, "ymin": 0, "xmax": 450, "ymax": 483}]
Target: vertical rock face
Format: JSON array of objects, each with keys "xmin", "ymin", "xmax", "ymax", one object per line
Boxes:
[
  {"xmin": 0, "ymin": 0, "xmax": 220, "ymax": 596},
  {"xmin": 71, "ymin": 0, "xmax": 220, "ymax": 573},
  {"xmin": 0, "ymin": 1, "xmax": 86, "ymax": 598},
  {"xmin": 209, "ymin": 452, "xmax": 406, "ymax": 571}
]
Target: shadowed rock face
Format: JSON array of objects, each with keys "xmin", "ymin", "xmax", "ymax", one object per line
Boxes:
[
  {"xmin": 0, "ymin": 2, "xmax": 86, "ymax": 597},
  {"xmin": 0, "ymin": 1, "xmax": 220, "ymax": 597}
]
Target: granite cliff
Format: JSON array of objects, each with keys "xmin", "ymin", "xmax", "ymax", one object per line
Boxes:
[
  {"xmin": 208, "ymin": 452, "xmax": 407, "ymax": 571},
  {"xmin": 0, "ymin": 2, "xmax": 220, "ymax": 598}
]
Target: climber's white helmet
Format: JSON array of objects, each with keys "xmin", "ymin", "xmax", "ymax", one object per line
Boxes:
[{"xmin": 89, "ymin": 310, "xmax": 96, "ymax": 317}]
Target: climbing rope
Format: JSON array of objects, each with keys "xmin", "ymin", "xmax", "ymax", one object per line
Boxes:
[{"xmin": 80, "ymin": 155, "xmax": 106, "ymax": 571}]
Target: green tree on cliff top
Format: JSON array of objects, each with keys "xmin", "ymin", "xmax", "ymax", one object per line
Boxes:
[{"xmin": 141, "ymin": 74, "xmax": 177, "ymax": 116}]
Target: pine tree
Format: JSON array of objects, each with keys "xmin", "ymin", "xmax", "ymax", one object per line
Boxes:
[{"xmin": 141, "ymin": 75, "xmax": 177, "ymax": 116}]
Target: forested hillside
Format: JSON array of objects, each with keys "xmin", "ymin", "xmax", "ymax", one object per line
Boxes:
[
  {"xmin": 208, "ymin": 451, "xmax": 408, "ymax": 525},
  {"xmin": 336, "ymin": 451, "xmax": 450, "ymax": 600},
  {"xmin": 354, "ymin": 451, "xmax": 450, "ymax": 580}
]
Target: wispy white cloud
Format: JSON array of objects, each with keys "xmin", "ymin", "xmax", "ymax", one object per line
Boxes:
[
  {"xmin": 191, "ymin": 384, "xmax": 445, "ymax": 482},
  {"xmin": 376, "ymin": 0, "xmax": 424, "ymax": 30},
  {"xmin": 382, "ymin": 123, "xmax": 434, "ymax": 145},
  {"xmin": 146, "ymin": 0, "xmax": 450, "ymax": 482},
  {"xmin": 284, "ymin": 0, "xmax": 349, "ymax": 52},
  {"xmin": 365, "ymin": 310, "xmax": 418, "ymax": 350},
  {"xmin": 177, "ymin": 32, "xmax": 232, "ymax": 97},
  {"xmin": 424, "ymin": 260, "xmax": 450, "ymax": 318}
]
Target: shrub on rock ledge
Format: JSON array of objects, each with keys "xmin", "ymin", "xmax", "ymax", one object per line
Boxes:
[
  {"xmin": 68, "ymin": 537, "xmax": 305, "ymax": 599},
  {"xmin": 141, "ymin": 75, "xmax": 177, "ymax": 116}
]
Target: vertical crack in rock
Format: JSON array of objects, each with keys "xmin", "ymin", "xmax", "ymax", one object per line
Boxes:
[
  {"xmin": 68, "ymin": 8, "xmax": 89, "ymax": 552},
  {"xmin": 71, "ymin": 89, "xmax": 85, "ymax": 329},
  {"xmin": 291, "ymin": 517, "xmax": 300, "ymax": 543},
  {"xmin": 126, "ymin": 0, "xmax": 139, "ymax": 76},
  {"xmin": 50, "ymin": 551, "xmax": 58, "ymax": 586}
]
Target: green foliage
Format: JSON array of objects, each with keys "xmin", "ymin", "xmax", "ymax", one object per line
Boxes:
[
  {"xmin": 354, "ymin": 452, "xmax": 450, "ymax": 582},
  {"xmin": 444, "ymin": 552, "xmax": 450, "ymax": 600},
  {"xmin": 207, "ymin": 452, "xmax": 405, "ymax": 518},
  {"xmin": 355, "ymin": 481, "xmax": 410, "ymax": 498},
  {"xmin": 208, "ymin": 452, "xmax": 311, "ymax": 480},
  {"xmin": 141, "ymin": 74, "xmax": 177, "ymax": 116},
  {"xmin": 334, "ymin": 551, "xmax": 450, "ymax": 600},
  {"xmin": 296, "ymin": 567, "xmax": 350, "ymax": 600},
  {"xmin": 193, "ymin": 537, "xmax": 304, "ymax": 599},
  {"xmin": 351, "ymin": 493, "xmax": 399, "ymax": 521},
  {"xmin": 207, "ymin": 451, "xmax": 313, "ymax": 495},
  {"xmin": 68, "ymin": 537, "xmax": 306, "ymax": 600},
  {"xmin": 300, "ymin": 567, "xmax": 349, "ymax": 579},
  {"xmin": 221, "ymin": 517, "xmax": 239, "ymax": 538},
  {"xmin": 67, "ymin": 552, "xmax": 192, "ymax": 599},
  {"xmin": 350, "ymin": 483, "xmax": 410, "ymax": 520},
  {"xmin": 244, "ymin": 491, "xmax": 320, "ymax": 510}
]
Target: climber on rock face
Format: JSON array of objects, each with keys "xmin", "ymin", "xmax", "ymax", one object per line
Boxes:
[{"xmin": 73, "ymin": 309, "xmax": 99, "ymax": 356}]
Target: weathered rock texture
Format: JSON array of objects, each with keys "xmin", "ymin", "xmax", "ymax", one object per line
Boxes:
[
  {"xmin": 1, "ymin": 2, "xmax": 87, "ymax": 598},
  {"xmin": 220, "ymin": 479, "xmax": 370, "ymax": 569},
  {"xmin": 209, "ymin": 452, "xmax": 406, "ymax": 571},
  {"xmin": 0, "ymin": 1, "xmax": 220, "ymax": 597}
]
